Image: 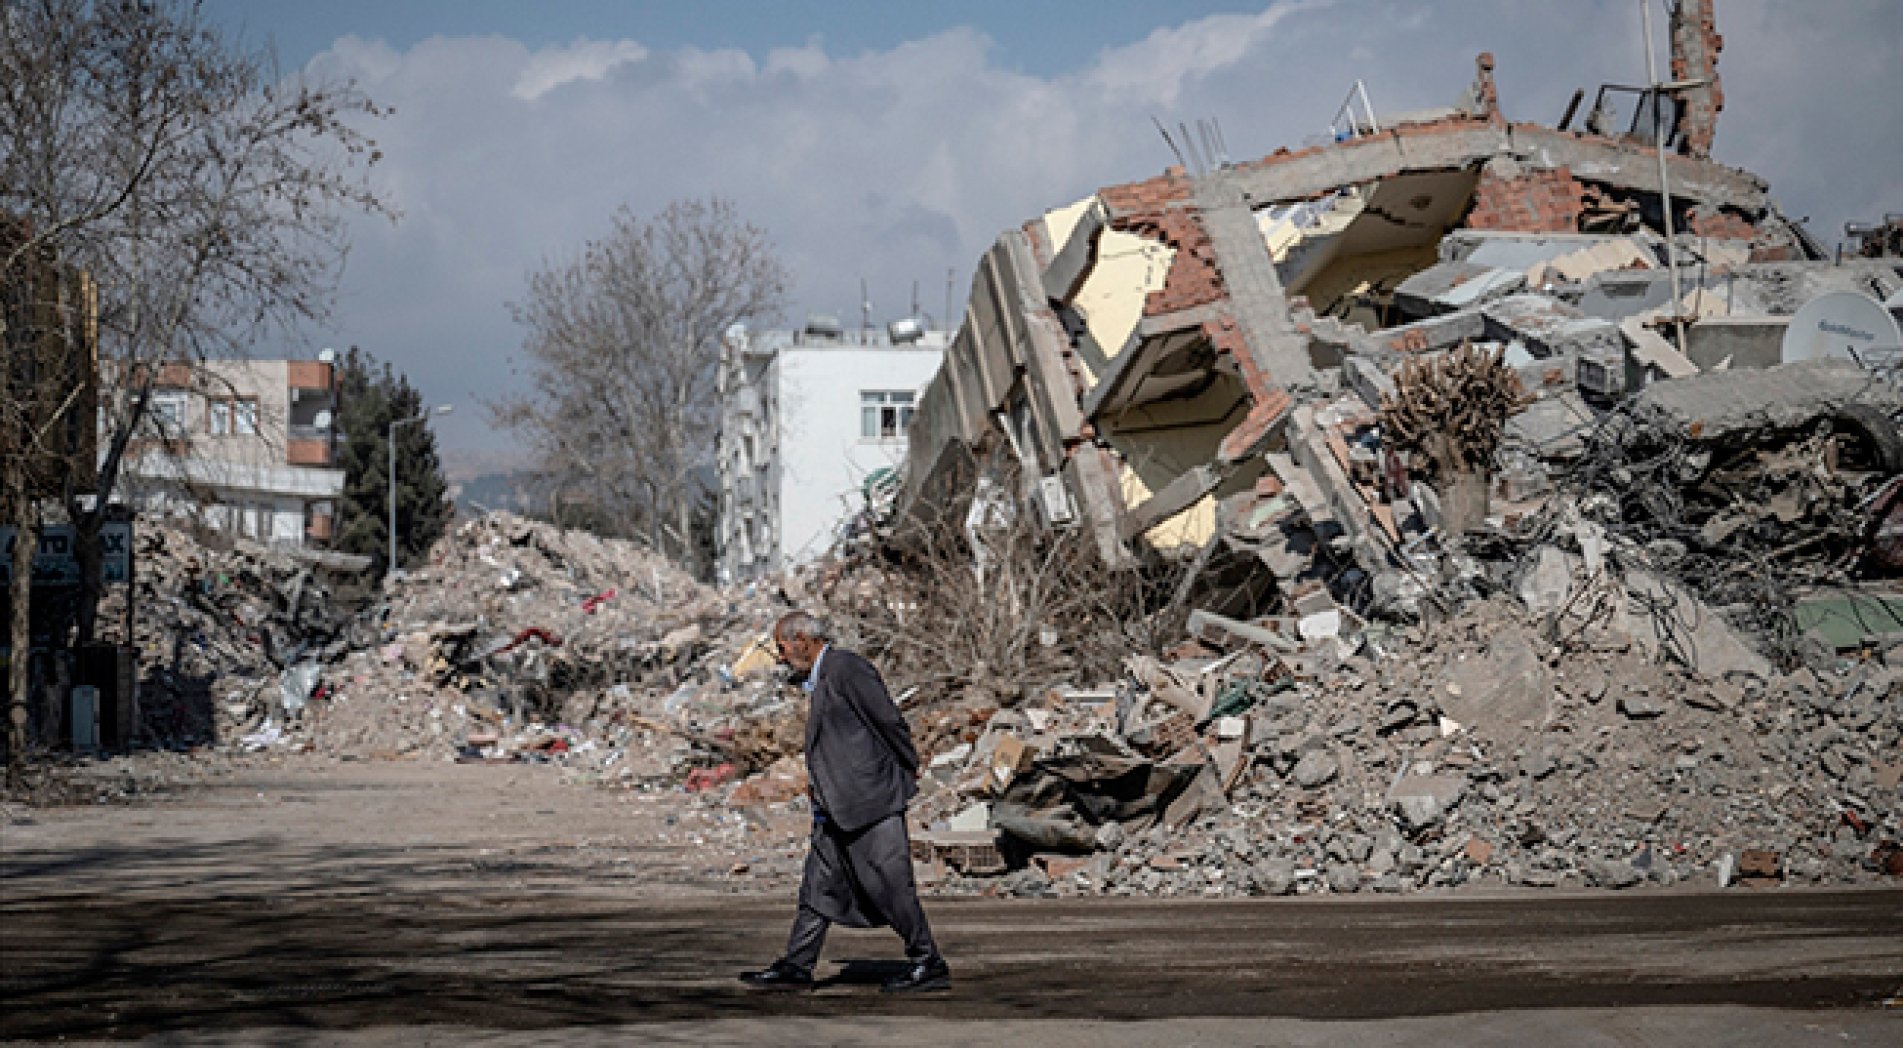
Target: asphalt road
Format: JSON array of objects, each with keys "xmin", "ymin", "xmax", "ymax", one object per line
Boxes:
[
  {"xmin": 4, "ymin": 886, "xmax": 1900, "ymax": 1042},
  {"xmin": 3, "ymin": 760, "xmax": 1899, "ymax": 1045}
]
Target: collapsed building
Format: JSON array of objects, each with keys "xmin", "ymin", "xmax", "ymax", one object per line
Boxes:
[
  {"xmin": 895, "ymin": 2, "xmax": 1902, "ymax": 645},
  {"xmin": 843, "ymin": 3, "xmax": 1903, "ymax": 893}
]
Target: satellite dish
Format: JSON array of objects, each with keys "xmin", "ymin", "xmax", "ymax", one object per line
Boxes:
[
  {"xmin": 317, "ymin": 347, "xmax": 337, "ymax": 364},
  {"xmin": 1781, "ymin": 291, "xmax": 1903, "ymax": 366},
  {"xmin": 313, "ymin": 409, "xmax": 333, "ymax": 430}
]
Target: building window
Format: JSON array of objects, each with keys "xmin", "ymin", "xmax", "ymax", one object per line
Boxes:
[
  {"xmin": 210, "ymin": 398, "xmax": 258, "ymax": 436},
  {"xmin": 861, "ymin": 390, "xmax": 916, "ymax": 439},
  {"xmin": 149, "ymin": 391, "xmax": 187, "ymax": 436}
]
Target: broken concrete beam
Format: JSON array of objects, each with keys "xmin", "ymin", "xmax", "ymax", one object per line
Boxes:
[
  {"xmin": 1394, "ymin": 261, "xmax": 1527, "ymax": 319},
  {"xmin": 1614, "ymin": 569, "xmax": 1773, "ymax": 680},
  {"xmin": 1119, "ymin": 464, "xmax": 1226, "ymax": 542},
  {"xmin": 1620, "ymin": 359, "xmax": 1903, "ymax": 448},
  {"xmin": 1222, "ymin": 120, "xmax": 1769, "ymax": 221},
  {"xmin": 1192, "ymin": 173, "xmax": 1318, "ymax": 392},
  {"xmin": 1369, "ymin": 309, "xmax": 1488, "ymax": 358},
  {"xmin": 1041, "ymin": 197, "xmax": 1108, "ymax": 303},
  {"xmin": 1288, "ymin": 404, "xmax": 1391, "ymax": 570},
  {"xmin": 1341, "ymin": 356, "xmax": 1396, "ymax": 415},
  {"xmin": 1186, "ymin": 609, "xmax": 1299, "ymax": 653}
]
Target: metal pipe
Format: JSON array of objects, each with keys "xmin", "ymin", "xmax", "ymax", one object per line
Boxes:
[
  {"xmin": 1356, "ymin": 78, "xmax": 1380, "ymax": 134},
  {"xmin": 1642, "ymin": 0, "xmax": 1689, "ymax": 358}
]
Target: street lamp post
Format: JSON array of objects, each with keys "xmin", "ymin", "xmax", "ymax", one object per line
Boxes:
[{"xmin": 388, "ymin": 403, "xmax": 452, "ymax": 581}]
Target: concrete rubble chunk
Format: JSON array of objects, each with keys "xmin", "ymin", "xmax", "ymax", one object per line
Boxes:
[
  {"xmin": 1291, "ymin": 750, "xmax": 1340, "ymax": 789},
  {"xmin": 1440, "ymin": 633, "xmax": 1553, "ymax": 732},
  {"xmin": 1618, "ymin": 694, "xmax": 1669, "ymax": 719},
  {"xmin": 1388, "ymin": 775, "xmax": 1467, "ymax": 833},
  {"xmin": 1518, "ymin": 547, "xmax": 1577, "ymax": 617}
]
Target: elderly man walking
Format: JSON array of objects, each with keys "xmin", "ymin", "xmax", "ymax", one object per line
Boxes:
[{"xmin": 739, "ymin": 611, "xmax": 950, "ymax": 993}]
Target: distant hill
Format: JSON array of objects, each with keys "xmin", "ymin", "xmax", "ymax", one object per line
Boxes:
[
  {"xmin": 439, "ymin": 447, "xmax": 531, "ymax": 485},
  {"xmin": 454, "ymin": 470, "xmax": 546, "ymax": 516}
]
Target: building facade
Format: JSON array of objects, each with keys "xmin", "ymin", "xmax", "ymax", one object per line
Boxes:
[
  {"xmin": 117, "ymin": 356, "xmax": 343, "ymax": 547},
  {"xmin": 716, "ymin": 321, "xmax": 946, "ymax": 581}
]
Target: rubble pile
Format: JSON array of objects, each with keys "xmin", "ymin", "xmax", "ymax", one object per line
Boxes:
[
  {"xmin": 883, "ymin": 594, "xmax": 1903, "ymax": 898},
  {"xmin": 123, "ymin": 511, "xmax": 801, "ymax": 779},
  {"xmin": 115, "ymin": 520, "xmax": 369, "ymax": 748},
  {"xmin": 306, "ymin": 513, "xmax": 805, "ymax": 772},
  {"xmin": 758, "ymin": 8, "xmax": 1903, "ymax": 896},
  {"xmin": 80, "ymin": 6, "xmax": 1903, "ymax": 901}
]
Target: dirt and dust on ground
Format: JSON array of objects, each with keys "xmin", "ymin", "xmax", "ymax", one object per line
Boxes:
[{"xmin": 4, "ymin": 758, "xmax": 1900, "ymax": 1046}]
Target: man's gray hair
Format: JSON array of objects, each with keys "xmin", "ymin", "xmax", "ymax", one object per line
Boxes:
[{"xmin": 775, "ymin": 610, "xmax": 829, "ymax": 642}]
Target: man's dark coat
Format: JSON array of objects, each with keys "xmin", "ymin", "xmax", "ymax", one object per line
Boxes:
[
  {"xmin": 797, "ymin": 646, "xmax": 922, "ymax": 930},
  {"xmin": 803, "ymin": 647, "xmax": 918, "ymax": 833}
]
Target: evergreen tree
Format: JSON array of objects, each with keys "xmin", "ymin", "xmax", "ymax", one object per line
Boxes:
[{"xmin": 334, "ymin": 346, "xmax": 450, "ymax": 575}]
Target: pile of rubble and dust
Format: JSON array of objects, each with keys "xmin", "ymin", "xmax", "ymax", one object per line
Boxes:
[
  {"xmin": 111, "ymin": 518, "xmax": 374, "ymax": 751},
  {"xmin": 118, "ymin": 511, "xmax": 808, "ymax": 795},
  {"xmin": 62, "ymin": 4, "xmax": 1903, "ymax": 900},
  {"xmin": 869, "ymin": 592, "xmax": 1901, "ymax": 900}
]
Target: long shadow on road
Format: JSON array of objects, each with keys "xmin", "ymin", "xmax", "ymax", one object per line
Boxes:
[{"xmin": 5, "ymin": 836, "xmax": 1901, "ymax": 1041}]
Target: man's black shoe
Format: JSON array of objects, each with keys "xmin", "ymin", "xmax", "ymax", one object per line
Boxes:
[
  {"xmin": 880, "ymin": 955, "xmax": 951, "ymax": 993},
  {"xmin": 739, "ymin": 959, "xmax": 814, "ymax": 991}
]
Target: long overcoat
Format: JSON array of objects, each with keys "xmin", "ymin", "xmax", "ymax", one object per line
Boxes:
[{"xmin": 797, "ymin": 647, "xmax": 921, "ymax": 927}]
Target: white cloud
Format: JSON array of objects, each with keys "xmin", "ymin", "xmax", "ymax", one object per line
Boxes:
[
  {"xmin": 1084, "ymin": 1, "xmax": 1317, "ymax": 106},
  {"xmin": 511, "ymin": 38, "xmax": 649, "ymax": 101},
  {"xmin": 300, "ymin": 2, "xmax": 1903, "ymax": 455}
]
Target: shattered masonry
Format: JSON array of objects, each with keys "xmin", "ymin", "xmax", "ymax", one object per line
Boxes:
[{"xmin": 894, "ymin": 27, "xmax": 1897, "ymax": 616}]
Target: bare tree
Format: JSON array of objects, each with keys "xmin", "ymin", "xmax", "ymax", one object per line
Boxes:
[
  {"xmin": 1, "ymin": 0, "xmax": 391, "ymax": 767},
  {"xmin": 495, "ymin": 199, "xmax": 786, "ymax": 573},
  {"xmin": 822, "ymin": 452, "xmax": 1195, "ymax": 737}
]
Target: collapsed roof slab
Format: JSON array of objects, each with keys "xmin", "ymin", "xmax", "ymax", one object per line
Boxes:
[
  {"xmin": 1621, "ymin": 358, "xmax": 1903, "ymax": 447},
  {"xmin": 1218, "ymin": 117, "xmax": 1772, "ymax": 221},
  {"xmin": 1394, "ymin": 260, "xmax": 1527, "ymax": 318},
  {"xmin": 894, "ymin": 227, "xmax": 1126, "ymax": 562}
]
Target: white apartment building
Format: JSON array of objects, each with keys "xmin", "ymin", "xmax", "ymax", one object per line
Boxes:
[
  {"xmin": 116, "ymin": 356, "xmax": 344, "ymax": 547},
  {"xmin": 717, "ymin": 319, "xmax": 947, "ymax": 582}
]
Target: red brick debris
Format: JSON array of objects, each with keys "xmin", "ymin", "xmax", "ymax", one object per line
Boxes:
[
  {"xmin": 1466, "ymin": 165, "xmax": 1584, "ymax": 233},
  {"xmin": 1099, "ymin": 171, "xmax": 1228, "ymax": 318}
]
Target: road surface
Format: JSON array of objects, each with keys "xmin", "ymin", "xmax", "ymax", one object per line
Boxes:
[{"xmin": 3, "ymin": 758, "xmax": 1898, "ymax": 1045}]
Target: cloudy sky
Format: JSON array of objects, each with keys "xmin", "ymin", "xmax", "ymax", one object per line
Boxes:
[{"xmin": 198, "ymin": 0, "xmax": 1902, "ymax": 466}]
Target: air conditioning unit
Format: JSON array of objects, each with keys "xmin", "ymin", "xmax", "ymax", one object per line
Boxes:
[
  {"xmin": 1575, "ymin": 348, "xmax": 1625, "ymax": 399},
  {"xmin": 1036, "ymin": 474, "xmax": 1076, "ymax": 526}
]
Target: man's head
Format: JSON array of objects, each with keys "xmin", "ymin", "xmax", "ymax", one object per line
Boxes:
[{"xmin": 773, "ymin": 611, "xmax": 828, "ymax": 675}]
